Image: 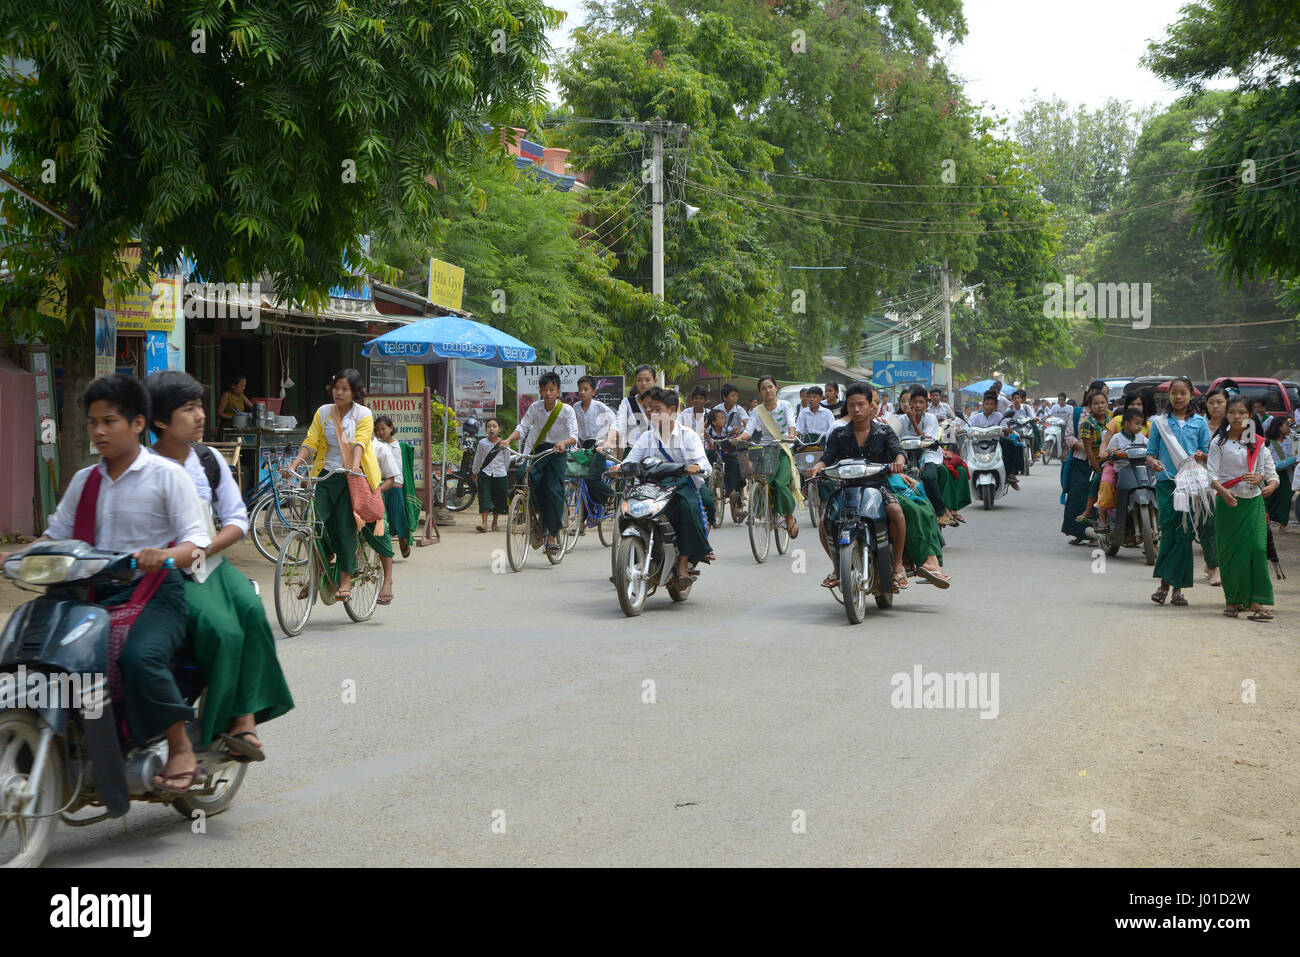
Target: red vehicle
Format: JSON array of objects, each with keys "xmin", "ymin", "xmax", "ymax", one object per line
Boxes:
[{"xmin": 1207, "ymin": 377, "xmax": 1297, "ymax": 420}]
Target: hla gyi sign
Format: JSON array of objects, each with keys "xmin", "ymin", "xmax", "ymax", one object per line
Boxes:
[{"xmin": 427, "ymin": 258, "xmax": 464, "ymax": 312}]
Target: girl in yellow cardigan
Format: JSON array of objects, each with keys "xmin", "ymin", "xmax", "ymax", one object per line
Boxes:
[{"xmin": 284, "ymin": 369, "xmax": 394, "ymax": 603}]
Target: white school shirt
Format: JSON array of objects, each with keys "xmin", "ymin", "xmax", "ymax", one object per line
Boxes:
[
  {"xmin": 712, "ymin": 402, "xmax": 747, "ymax": 434},
  {"xmin": 519, "ymin": 399, "xmax": 579, "ymax": 454},
  {"xmin": 993, "ymin": 393, "xmax": 1012, "ymax": 413},
  {"xmin": 623, "ymin": 421, "xmax": 711, "ymax": 488},
  {"xmin": 1107, "ymin": 430, "xmax": 1148, "ymax": 471},
  {"xmin": 1047, "ymin": 403, "xmax": 1071, "ymax": 421},
  {"xmin": 744, "ymin": 400, "xmax": 798, "ymax": 445},
  {"xmin": 614, "ymin": 395, "xmax": 649, "ymax": 447},
  {"xmin": 968, "ymin": 410, "xmax": 1006, "ymax": 428},
  {"xmin": 471, "ymin": 437, "xmax": 510, "ymax": 478},
  {"xmin": 895, "ymin": 412, "xmax": 944, "ymax": 466},
  {"xmin": 171, "ymin": 446, "xmax": 249, "ymax": 535},
  {"xmin": 374, "ymin": 439, "xmax": 401, "ymax": 484},
  {"xmin": 1208, "ymin": 439, "xmax": 1277, "ymax": 499},
  {"xmin": 573, "ymin": 398, "xmax": 615, "ymax": 444},
  {"xmin": 46, "ymin": 447, "xmax": 212, "ymax": 559},
  {"xmin": 680, "ymin": 407, "xmax": 712, "ymax": 437},
  {"xmin": 928, "ymin": 401, "xmax": 954, "ymax": 422},
  {"xmin": 796, "ymin": 406, "xmax": 835, "ymax": 436},
  {"xmin": 318, "ymin": 402, "xmax": 372, "ymax": 474},
  {"xmin": 1008, "ymin": 404, "xmax": 1035, "ymax": 423}
]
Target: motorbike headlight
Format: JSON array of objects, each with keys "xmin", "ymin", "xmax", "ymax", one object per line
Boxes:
[
  {"xmin": 626, "ymin": 499, "xmax": 667, "ymax": 519},
  {"xmin": 12, "ymin": 555, "xmax": 76, "ymax": 584}
]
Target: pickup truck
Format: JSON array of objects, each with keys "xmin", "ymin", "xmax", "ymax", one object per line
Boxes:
[{"xmin": 1207, "ymin": 377, "xmax": 1297, "ymax": 421}]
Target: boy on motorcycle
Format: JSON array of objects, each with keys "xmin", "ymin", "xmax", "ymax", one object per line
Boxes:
[
  {"xmin": 898, "ymin": 385, "xmax": 958, "ymax": 526},
  {"xmin": 968, "ymin": 391, "xmax": 1023, "ymax": 489},
  {"xmin": 0, "ymin": 375, "xmax": 211, "ymax": 793},
  {"xmin": 608, "ymin": 388, "xmax": 713, "ymax": 588}
]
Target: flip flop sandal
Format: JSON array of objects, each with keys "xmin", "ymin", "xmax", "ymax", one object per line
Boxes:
[
  {"xmin": 377, "ymin": 594, "xmax": 393, "ymax": 605},
  {"xmin": 152, "ymin": 765, "xmax": 202, "ymax": 794},
  {"xmin": 1151, "ymin": 588, "xmax": 1168, "ymax": 605},
  {"xmin": 892, "ymin": 573, "xmax": 910, "ymax": 590},
  {"xmin": 1223, "ymin": 607, "xmax": 1241, "ymax": 618},
  {"xmin": 1171, "ymin": 593, "xmax": 1188, "ymax": 606},
  {"xmin": 334, "ymin": 590, "xmax": 352, "ymax": 601},
  {"xmin": 1208, "ymin": 578, "xmax": 1221, "ymax": 587},
  {"xmin": 915, "ymin": 566, "xmax": 951, "ymax": 589},
  {"xmin": 821, "ymin": 574, "xmax": 839, "ymax": 589},
  {"xmin": 219, "ymin": 731, "xmax": 266, "ymax": 763},
  {"xmin": 1069, "ymin": 538, "xmax": 1090, "ymax": 546},
  {"xmin": 786, "ymin": 519, "xmax": 799, "ymax": 539},
  {"xmin": 1247, "ymin": 610, "xmax": 1273, "ymax": 621},
  {"xmin": 476, "ymin": 526, "xmax": 488, "ymax": 533}
]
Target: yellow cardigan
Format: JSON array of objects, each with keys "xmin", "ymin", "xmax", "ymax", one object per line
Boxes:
[{"xmin": 303, "ymin": 403, "xmax": 382, "ymax": 491}]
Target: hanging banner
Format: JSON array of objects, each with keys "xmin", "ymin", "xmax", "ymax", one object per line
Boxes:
[
  {"xmin": 145, "ymin": 331, "xmax": 168, "ymax": 377},
  {"xmin": 369, "ymin": 393, "xmax": 428, "ymax": 486},
  {"xmin": 94, "ymin": 308, "xmax": 116, "ymax": 379},
  {"xmin": 427, "ymin": 257, "xmax": 465, "ymax": 311},
  {"xmin": 104, "ymin": 246, "xmax": 180, "ymax": 332},
  {"xmin": 451, "ymin": 359, "xmax": 502, "ymax": 423},
  {"xmin": 27, "ymin": 347, "xmax": 60, "ymax": 524},
  {"xmin": 516, "ymin": 364, "xmax": 585, "ymax": 420}
]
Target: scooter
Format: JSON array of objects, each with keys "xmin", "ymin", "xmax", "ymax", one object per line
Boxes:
[
  {"xmin": 611, "ymin": 458, "xmax": 700, "ymax": 616},
  {"xmin": 1009, "ymin": 419, "xmax": 1035, "ymax": 475},
  {"xmin": 0, "ymin": 541, "xmax": 247, "ymax": 868},
  {"xmin": 965, "ymin": 426, "xmax": 1011, "ymax": 510},
  {"xmin": 819, "ymin": 459, "xmax": 898, "ymax": 624},
  {"xmin": 1098, "ymin": 447, "xmax": 1160, "ymax": 565},
  {"xmin": 1042, "ymin": 416, "xmax": 1065, "ymax": 464}
]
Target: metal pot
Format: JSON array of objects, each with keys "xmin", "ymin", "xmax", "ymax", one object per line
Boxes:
[{"xmin": 232, "ymin": 411, "xmax": 253, "ymax": 429}]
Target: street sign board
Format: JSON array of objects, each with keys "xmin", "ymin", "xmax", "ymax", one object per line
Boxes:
[{"xmin": 871, "ymin": 360, "xmax": 932, "ymax": 388}]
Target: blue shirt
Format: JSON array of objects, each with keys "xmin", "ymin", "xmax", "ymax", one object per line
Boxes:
[{"xmin": 1144, "ymin": 413, "xmax": 1210, "ymax": 482}]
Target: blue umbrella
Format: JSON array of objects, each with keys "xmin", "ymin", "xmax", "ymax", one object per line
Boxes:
[
  {"xmin": 959, "ymin": 378, "xmax": 999, "ymax": 396},
  {"xmin": 362, "ymin": 315, "xmax": 536, "ymax": 367}
]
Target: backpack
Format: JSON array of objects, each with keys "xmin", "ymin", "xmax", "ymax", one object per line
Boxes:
[{"xmin": 192, "ymin": 442, "xmax": 223, "ymax": 498}]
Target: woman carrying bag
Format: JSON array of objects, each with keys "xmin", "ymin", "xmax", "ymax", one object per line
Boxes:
[
  {"xmin": 733, "ymin": 374, "xmax": 803, "ymax": 539},
  {"xmin": 284, "ymin": 369, "xmax": 394, "ymax": 603}
]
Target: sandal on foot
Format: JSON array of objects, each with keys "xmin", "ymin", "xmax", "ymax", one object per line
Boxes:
[
  {"xmin": 821, "ymin": 573, "xmax": 839, "ymax": 589},
  {"xmin": 892, "ymin": 572, "xmax": 910, "ymax": 590},
  {"xmin": 1247, "ymin": 609, "xmax": 1273, "ymax": 621},
  {"xmin": 785, "ymin": 518, "xmax": 799, "ymax": 539},
  {"xmin": 399, "ymin": 539, "xmax": 411, "ymax": 558},
  {"xmin": 1171, "ymin": 592, "xmax": 1188, "ymax": 606},
  {"xmin": 152, "ymin": 765, "xmax": 202, "ymax": 794},
  {"xmin": 334, "ymin": 589, "xmax": 352, "ymax": 601},
  {"xmin": 1151, "ymin": 587, "xmax": 1169, "ymax": 605},
  {"xmin": 476, "ymin": 526, "xmax": 488, "ymax": 533},
  {"xmin": 377, "ymin": 592, "xmax": 393, "ymax": 605},
  {"xmin": 1223, "ymin": 607, "xmax": 1241, "ymax": 618},
  {"xmin": 219, "ymin": 731, "xmax": 265, "ymax": 763},
  {"xmin": 915, "ymin": 566, "xmax": 951, "ymax": 589}
]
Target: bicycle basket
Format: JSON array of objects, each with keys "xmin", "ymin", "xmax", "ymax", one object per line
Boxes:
[
  {"xmin": 748, "ymin": 444, "xmax": 781, "ymax": 477},
  {"xmin": 564, "ymin": 448, "xmax": 596, "ymax": 478}
]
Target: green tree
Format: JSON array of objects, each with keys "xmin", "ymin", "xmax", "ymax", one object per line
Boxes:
[{"xmin": 1, "ymin": 0, "xmax": 558, "ymax": 479}]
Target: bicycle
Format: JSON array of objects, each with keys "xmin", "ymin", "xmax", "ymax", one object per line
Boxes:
[
  {"xmin": 273, "ymin": 470, "xmax": 383, "ymax": 636},
  {"xmin": 248, "ymin": 459, "xmax": 313, "ymax": 561},
  {"xmin": 703, "ymin": 435, "xmax": 735, "ymax": 527},
  {"xmin": 738, "ymin": 442, "xmax": 793, "ymax": 563},
  {"xmin": 562, "ymin": 447, "xmax": 623, "ymax": 551},
  {"xmin": 505, "ymin": 446, "xmax": 571, "ymax": 571}
]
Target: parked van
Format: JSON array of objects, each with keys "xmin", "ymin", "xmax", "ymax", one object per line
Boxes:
[{"xmin": 1207, "ymin": 377, "xmax": 1297, "ymax": 420}]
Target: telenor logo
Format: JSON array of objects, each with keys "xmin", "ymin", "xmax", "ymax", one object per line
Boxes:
[{"xmin": 49, "ymin": 887, "xmax": 151, "ymax": 937}]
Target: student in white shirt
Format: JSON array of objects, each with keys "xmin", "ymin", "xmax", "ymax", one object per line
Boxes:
[
  {"xmin": 990, "ymin": 381, "xmax": 1012, "ymax": 413},
  {"xmin": 610, "ymin": 386, "xmax": 713, "ymax": 586},
  {"xmin": 573, "ymin": 375, "xmax": 615, "ymax": 509},
  {"xmin": 1208, "ymin": 395, "xmax": 1279, "ymax": 620},
  {"xmin": 500, "ymin": 371, "xmax": 580, "ymax": 554},
  {"xmin": 734, "ymin": 374, "xmax": 802, "ymax": 538},
  {"xmin": 897, "ymin": 384, "xmax": 957, "ymax": 524},
  {"xmin": 713, "ymin": 382, "xmax": 748, "ymax": 437},
  {"xmin": 373, "ymin": 415, "xmax": 413, "ymax": 557},
  {"xmin": 796, "ymin": 385, "xmax": 835, "ymax": 436},
  {"xmin": 2, "ymin": 375, "xmax": 211, "ymax": 793},
  {"xmin": 927, "ymin": 387, "xmax": 954, "ymax": 422},
  {"xmin": 471, "ymin": 417, "xmax": 511, "ymax": 532},
  {"xmin": 146, "ymin": 371, "xmax": 293, "ymax": 766},
  {"xmin": 681, "ymin": 386, "xmax": 713, "ymax": 436},
  {"xmin": 967, "ymin": 391, "xmax": 1022, "ymax": 488},
  {"xmin": 608, "ymin": 364, "xmax": 658, "ymax": 451}
]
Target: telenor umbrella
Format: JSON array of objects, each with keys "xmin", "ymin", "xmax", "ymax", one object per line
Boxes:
[
  {"xmin": 362, "ymin": 315, "xmax": 536, "ymax": 367},
  {"xmin": 959, "ymin": 378, "xmax": 1000, "ymax": 396}
]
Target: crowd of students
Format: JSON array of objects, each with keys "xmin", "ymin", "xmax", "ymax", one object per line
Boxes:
[{"xmin": 1054, "ymin": 376, "xmax": 1293, "ymax": 622}]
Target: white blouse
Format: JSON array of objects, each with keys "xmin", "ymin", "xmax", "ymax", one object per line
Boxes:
[
  {"xmin": 744, "ymin": 400, "xmax": 798, "ymax": 445},
  {"xmin": 1208, "ymin": 439, "xmax": 1277, "ymax": 499},
  {"xmin": 318, "ymin": 403, "xmax": 372, "ymax": 474},
  {"xmin": 624, "ymin": 421, "xmax": 712, "ymax": 488}
]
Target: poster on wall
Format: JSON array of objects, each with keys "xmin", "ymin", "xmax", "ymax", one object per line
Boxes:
[
  {"xmin": 28, "ymin": 347, "xmax": 60, "ymax": 524},
  {"xmin": 93, "ymin": 308, "xmax": 116, "ymax": 379},
  {"xmin": 516, "ymin": 364, "xmax": 585, "ymax": 420},
  {"xmin": 369, "ymin": 392, "xmax": 428, "ymax": 486},
  {"xmin": 451, "ymin": 359, "xmax": 502, "ymax": 424}
]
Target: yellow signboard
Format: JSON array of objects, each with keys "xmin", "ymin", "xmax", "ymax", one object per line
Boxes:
[
  {"xmin": 104, "ymin": 246, "xmax": 179, "ymax": 332},
  {"xmin": 427, "ymin": 257, "xmax": 465, "ymax": 312}
]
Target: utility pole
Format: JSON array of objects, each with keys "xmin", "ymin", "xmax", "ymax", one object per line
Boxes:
[
  {"xmin": 941, "ymin": 258, "xmax": 953, "ymax": 396},
  {"xmin": 651, "ymin": 121, "xmax": 665, "ymax": 386}
]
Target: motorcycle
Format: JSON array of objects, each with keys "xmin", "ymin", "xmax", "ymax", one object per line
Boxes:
[
  {"xmin": 0, "ymin": 541, "xmax": 248, "ymax": 868},
  {"xmin": 819, "ymin": 459, "xmax": 898, "ymax": 624},
  {"xmin": 1097, "ymin": 446, "xmax": 1160, "ymax": 565},
  {"xmin": 1009, "ymin": 418, "xmax": 1035, "ymax": 475},
  {"xmin": 443, "ymin": 418, "xmax": 484, "ymax": 512},
  {"xmin": 965, "ymin": 426, "xmax": 1011, "ymax": 510},
  {"xmin": 1042, "ymin": 416, "xmax": 1065, "ymax": 464},
  {"xmin": 611, "ymin": 458, "xmax": 701, "ymax": 617}
]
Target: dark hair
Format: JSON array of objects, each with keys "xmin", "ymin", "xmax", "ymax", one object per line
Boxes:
[
  {"xmin": 329, "ymin": 368, "xmax": 366, "ymax": 402},
  {"xmin": 707, "ymin": 407, "xmax": 726, "ymax": 425},
  {"xmin": 644, "ymin": 387, "xmax": 679, "ymax": 410},
  {"xmin": 1122, "ymin": 407, "xmax": 1145, "ymax": 426},
  {"xmin": 1164, "ymin": 376, "xmax": 1194, "ymax": 416},
  {"xmin": 799, "ymin": 387, "xmax": 808, "ymax": 396},
  {"xmin": 1013, "ymin": 389, "xmax": 1027, "ymax": 399},
  {"xmin": 756, "ymin": 374, "xmax": 776, "ymax": 390},
  {"xmin": 845, "ymin": 380, "xmax": 877, "ymax": 402},
  {"xmin": 1213, "ymin": 395, "xmax": 1252, "ymax": 446},
  {"xmin": 825, "ymin": 381, "xmax": 839, "ymax": 393},
  {"xmin": 1058, "ymin": 392, "xmax": 1067, "ymax": 399},
  {"xmin": 577, "ymin": 375, "xmax": 597, "ymax": 391},
  {"xmin": 1087, "ymin": 379, "xmax": 1107, "ymax": 394},
  {"xmin": 633, "ymin": 364, "xmax": 656, "ymax": 379},
  {"xmin": 374, "ymin": 414, "xmax": 396, "ymax": 433},
  {"xmin": 721, "ymin": 382, "xmax": 739, "ymax": 399},
  {"xmin": 538, "ymin": 371, "xmax": 562, "ymax": 390},
  {"xmin": 145, "ymin": 371, "xmax": 204, "ymax": 430},
  {"xmin": 1251, "ymin": 396, "xmax": 1269, "ymax": 408},
  {"xmin": 806, "ymin": 385, "xmax": 823, "ymax": 397},
  {"xmin": 690, "ymin": 385, "xmax": 709, "ymax": 400},
  {"xmin": 991, "ymin": 379, "xmax": 1002, "ymax": 389},
  {"xmin": 982, "ymin": 390, "xmax": 998, "ymax": 403},
  {"xmin": 1265, "ymin": 416, "xmax": 1289, "ymax": 441},
  {"xmin": 229, "ymin": 374, "xmax": 247, "ymax": 388},
  {"xmin": 84, "ymin": 374, "xmax": 150, "ymax": 425},
  {"xmin": 908, "ymin": 385, "xmax": 928, "ymax": 402},
  {"xmin": 485, "ymin": 416, "xmax": 501, "ymax": 429}
]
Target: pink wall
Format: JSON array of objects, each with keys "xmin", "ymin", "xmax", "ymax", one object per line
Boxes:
[{"xmin": 0, "ymin": 358, "xmax": 37, "ymax": 535}]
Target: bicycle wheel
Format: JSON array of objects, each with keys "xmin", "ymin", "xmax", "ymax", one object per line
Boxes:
[
  {"xmin": 748, "ymin": 481, "xmax": 771, "ymax": 563},
  {"xmin": 597, "ymin": 490, "xmax": 619, "ymax": 547},
  {"xmin": 249, "ymin": 495, "xmax": 279, "ymax": 562},
  {"xmin": 506, "ymin": 487, "xmax": 531, "ymax": 571},
  {"xmin": 344, "ymin": 538, "xmax": 382, "ymax": 622},
  {"xmin": 259, "ymin": 489, "xmax": 311, "ymax": 560},
  {"xmin": 563, "ymin": 482, "xmax": 582, "ymax": 553},
  {"xmin": 444, "ymin": 471, "xmax": 476, "ymax": 512},
  {"xmin": 275, "ymin": 528, "xmax": 316, "ymax": 637}
]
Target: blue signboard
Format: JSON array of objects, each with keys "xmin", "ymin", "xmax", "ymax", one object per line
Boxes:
[
  {"xmin": 872, "ymin": 360, "xmax": 932, "ymax": 387},
  {"xmin": 145, "ymin": 331, "xmax": 168, "ymax": 376}
]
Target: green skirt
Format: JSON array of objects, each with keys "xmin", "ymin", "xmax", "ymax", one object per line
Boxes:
[
  {"xmin": 899, "ymin": 493, "xmax": 943, "ymax": 567},
  {"xmin": 1152, "ymin": 480, "xmax": 1196, "ymax": 588},
  {"xmin": 185, "ymin": 560, "xmax": 295, "ymax": 747},
  {"xmin": 938, "ymin": 462, "xmax": 972, "ymax": 511},
  {"xmin": 316, "ymin": 472, "xmax": 394, "ymax": 577},
  {"xmin": 1266, "ymin": 466, "xmax": 1292, "ymax": 525},
  {"xmin": 1215, "ymin": 494, "xmax": 1273, "ymax": 607},
  {"xmin": 1061, "ymin": 457, "xmax": 1093, "ymax": 539},
  {"xmin": 767, "ymin": 451, "xmax": 798, "ymax": 518}
]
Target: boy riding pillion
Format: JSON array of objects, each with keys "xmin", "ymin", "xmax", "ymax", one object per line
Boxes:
[
  {"xmin": 1, "ymin": 375, "xmax": 212, "ymax": 793},
  {"xmin": 499, "ymin": 371, "xmax": 579, "ymax": 556},
  {"xmin": 608, "ymin": 387, "xmax": 713, "ymax": 588}
]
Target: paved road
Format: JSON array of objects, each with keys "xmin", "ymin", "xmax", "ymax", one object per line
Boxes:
[{"xmin": 43, "ymin": 463, "xmax": 1299, "ymax": 866}]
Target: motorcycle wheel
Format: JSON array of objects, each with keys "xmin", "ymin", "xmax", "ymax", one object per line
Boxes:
[
  {"xmin": 274, "ymin": 528, "xmax": 316, "ymax": 637},
  {"xmin": 443, "ymin": 472, "xmax": 476, "ymax": 512},
  {"xmin": 506, "ymin": 489, "xmax": 531, "ymax": 572},
  {"xmin": 667, "ymin": 574, "xmax": 692, "ymax": 602},
  {"xmin": 614, "ymin": 535, "xmax": 647, "ymax": 617},
  {"xmin": 0, "ymin": 710, "xmax": 64, "ymax": 869},
  {"xmin": 840, "ymin": 540, "xmax": 868, "ymax": 624},
  {"xmin": 1139, "ymin": 505, "xmax": 1158, "ymax": 566},
  {"xmin": 748, "ymin": 482, "xmax": 771, "ymax": 563},
  {"xmin": 875, "ymin": 590, "xmax": 894, "ymax": 609},
  {"xmin": 173, "ymin": 758, "xmax": 247, "ymax": 818},
  {"xmin": 981, "ymin": 484, "xmax": 994, "ymax": 510},
  {"xmin": 344, "ymin": 539, "xmax": 382, "ymax": 622}
]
